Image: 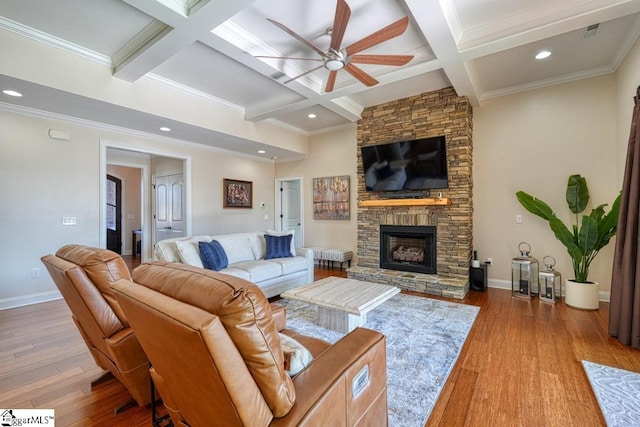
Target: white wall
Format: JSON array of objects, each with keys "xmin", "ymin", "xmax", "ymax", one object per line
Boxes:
[
  {"xmin": 473, "ymin": 75, "xmax": 619, "ymax": 293},
  {"xmin": 0, "ymin": 110, "xmax": 278, "ymax": 308},
  {"xmin": 276, "ymin": 127, "xmax": 358, "ymax": 260}
]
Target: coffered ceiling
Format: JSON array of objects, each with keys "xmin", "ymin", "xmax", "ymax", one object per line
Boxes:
[{"xmin": 1, "ymin": 0, "xmax": 639, "ymax": 159}]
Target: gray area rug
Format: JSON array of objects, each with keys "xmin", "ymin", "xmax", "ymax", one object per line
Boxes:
[
  {"xmin": 582, "ymin": 360, "xmax": 640, "ymax": 426},
  {"xmin": 279, "ymin": 293, "xmax": 480, "ymax": 427}
]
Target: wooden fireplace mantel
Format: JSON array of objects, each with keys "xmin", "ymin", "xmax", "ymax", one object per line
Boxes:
[{"xmin": 358, "ymin": 198, "xmax": 451, "ymax": 207}]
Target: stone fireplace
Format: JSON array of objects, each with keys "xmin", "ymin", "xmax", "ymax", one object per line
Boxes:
[{"xmin": 347, "ymin": 87, "xmax": 473, "ymax": 299}]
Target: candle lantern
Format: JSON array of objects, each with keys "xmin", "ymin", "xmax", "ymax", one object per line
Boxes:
[
  {"xmin": 539, "ymin": 256, "xmax": 562, "ymax": 304},
  {"xmin": 511, "ymin": 242, "xmax": 539, "ymax": 299}
]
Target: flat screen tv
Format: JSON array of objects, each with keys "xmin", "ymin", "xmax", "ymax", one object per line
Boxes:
[{"xmin": 360, "ymin": 136, "xmax": 448, "ymax": 192}]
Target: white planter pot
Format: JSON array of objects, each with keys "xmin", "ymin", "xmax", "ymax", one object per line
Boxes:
[{"xmin": 564, "ymin": 279, "xmax": 600, "ymax": 310}]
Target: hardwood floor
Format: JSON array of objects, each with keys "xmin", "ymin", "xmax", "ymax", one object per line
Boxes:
[{"xmin": 1, "ymin": 259, "xmax": 638, "ymax": 426}]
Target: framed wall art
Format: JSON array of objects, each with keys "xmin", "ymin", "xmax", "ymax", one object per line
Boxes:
[
  {"xmin": 223, "ymin": 178, "xmax": 252, "ymax": 208},
  {"xmin": 312, "ymin": 175, "xmax": 350, "ymax": 220}
]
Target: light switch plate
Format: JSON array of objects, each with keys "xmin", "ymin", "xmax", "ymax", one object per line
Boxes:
[{"xmin": 62, "ymin": 217, "xmax": 77, "ymax": 226}]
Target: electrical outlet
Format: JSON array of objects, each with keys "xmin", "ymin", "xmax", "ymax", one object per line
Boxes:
[
  {"xmin": 515, "ymin": 215, "xmax": 523, "ymax": 224},
  {"xmin": 31, "ymin": 267, "xmax": 41, "ymax": 278},
  {"xmin": 485, "ymin": 258, "xmax": 493, "ymax": 265}
]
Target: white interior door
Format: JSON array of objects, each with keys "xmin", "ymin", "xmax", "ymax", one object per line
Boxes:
[
  {"xmin": 280, "ymin": 180, "xmax": 302, "ymax": 247},
  {"xmin": 154, "ymin": 173, "xmax": 185, "ymax": 242}
]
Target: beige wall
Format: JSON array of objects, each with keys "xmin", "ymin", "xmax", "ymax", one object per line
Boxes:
[
  {"xmin": 473, "ymin": 75, "xmax": 619, "ymax": 293},
  {"xmin": 0, "ymin": 110, "xmax": 279, "ymax": 307},
  {"xmin": 276, "ymin": 127, "xmax": 358, "ymax": 259},
  {"xmin": 615, "ymin": 37, "xmax": 640, "ymax": 187}
]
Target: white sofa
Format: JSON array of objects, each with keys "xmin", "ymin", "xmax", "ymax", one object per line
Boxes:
[{"xmin": 154, "ymin": 231, "xmax": 314, "ymax": 298}]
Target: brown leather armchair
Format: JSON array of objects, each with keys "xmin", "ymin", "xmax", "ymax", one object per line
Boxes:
[
  {"xmin": 41, "ymin": 245, "xmax": 151, "ymax": 411},
  {"xmin": 112, "ymin": 261, "xmax": 389, "ymax": 426}
]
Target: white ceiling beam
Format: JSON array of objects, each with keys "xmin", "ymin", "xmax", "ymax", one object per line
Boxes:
[
  {"xmin": 113, "ymin": 24, "xmax": 194, "ymax": 82},
  {"xmin": 405, "ymin": 0, "xmax": 479, "ymax": 105},
  {"xmin": 114, "ymin": 0, "xmax": 257, "ymax": 81}
]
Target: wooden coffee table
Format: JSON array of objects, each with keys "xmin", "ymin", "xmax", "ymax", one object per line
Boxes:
[{"xmin": 281, "ymin": 277, "xmax": 400, "ymax": 333}]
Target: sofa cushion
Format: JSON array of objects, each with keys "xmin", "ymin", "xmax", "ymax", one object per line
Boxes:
[
  {"xmin": 246, "ymin": 232, "xmax": 266, "ymax": 260},
  {"xmin": 199, "ymin": 241, "xmax": 228, "ymax": 271},
  {"xmin": 175, "ymin": 240, "xmax": 203, "ymax": 268},
  {"xmin": 278, "ymin": 333, "xmax": 313, "ymax": 376},
  {"xmin": 265, "ymin": 234, "xmax": 293, "ymax": 259},
  {"xmin": 231, "ymin": 260, "xmax": 282, "ymax": 283},
  {"xmin": 268, "ymin": 256, "xmax": 308, "ymax": 275},
  {"xmin": 214, "ymin": 234, "xmax": 256, "ymax": 265},
  {"xmin": 218, "ymin": 267, "xmax": 251, "ymax": 281},
  {"xmin": 155, "ymin": 236, "xmax": 211, "ymax": 262},
  {"xmin": 265, "ymin": 230, "xmax": 295, "ymax": 256}
]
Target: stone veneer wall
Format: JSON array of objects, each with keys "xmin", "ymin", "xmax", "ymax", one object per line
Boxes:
[{"xmin": 352, "ymin": 87, "xmax": 473, "ymax": 297}]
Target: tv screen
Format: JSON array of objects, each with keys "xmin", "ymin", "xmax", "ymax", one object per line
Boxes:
[{"xmin": 361, "ymin": 136, "xmax": 448, "ymax": 192}]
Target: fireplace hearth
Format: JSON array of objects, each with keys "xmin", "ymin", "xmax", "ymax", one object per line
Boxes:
[{"xmin": 380, "ymin": 225, "xmax": 436, "ymax": 274}]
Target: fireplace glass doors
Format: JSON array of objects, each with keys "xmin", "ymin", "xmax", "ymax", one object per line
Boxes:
[{"xmin": 380, "ymin": 225, "xmax": 436, "ymax": 274}]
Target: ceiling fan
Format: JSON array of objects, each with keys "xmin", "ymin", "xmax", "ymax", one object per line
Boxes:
[{"xmin": 256, "ymin": 0, "xmax": 414, "ymax": 92}]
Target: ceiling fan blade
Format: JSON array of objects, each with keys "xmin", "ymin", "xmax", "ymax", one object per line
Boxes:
[
  {"xmin": 344, "ymin": 63, "xmax": 378, "ymax": 87},
  {"xmin": 283, "ymin": 65, "xmax": 324, "ymax": 84},
  {"xmin": 330, "ymin": 0, "xmax": 351, "ymax": 52},
  {"xmin": 345, "ymin": 16, "xmax": 410, "ymax": 56},
  {"xmin": 267, "ymin": 18, "xmax": 326, "ymax": 57},
  {"xmin": 350, "ymin": 54, "xmax": 414, "ymax": 66},
  {"xmin": 325, "ymin": 70, "xmax": 338, "ymax": 92},
  {"xmin": 256, "ymin": 55, "xmax": 322, "ymax": 61}
]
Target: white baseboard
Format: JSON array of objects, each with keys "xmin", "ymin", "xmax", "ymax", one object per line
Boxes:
[
  {"xmin": 488, "ymin": 278, "xmax": 511, "ymax": 290},
  {"xmin": 487, "ymin": 278, "xmax": 610, "ymax": 302},
  {"xmin": 0, "ymin": 290, "xmax": 62, "ymax": 311}
]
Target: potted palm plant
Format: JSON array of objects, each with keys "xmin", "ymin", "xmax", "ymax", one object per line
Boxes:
[{"xmin": 515, "ymin": 174, "xmax": 620, "ymax": 309}]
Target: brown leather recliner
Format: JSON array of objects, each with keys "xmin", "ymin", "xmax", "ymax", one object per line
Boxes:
[
  {"xmin": 112, "ymin": 261, "xmax": 389, "ymax": 427},
  {"xmin": 41, "ymin": 245, "xmax": 152, "ymax": 411}
]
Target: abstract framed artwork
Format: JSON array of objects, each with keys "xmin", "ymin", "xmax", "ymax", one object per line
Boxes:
[
  {"xmin": 223, "ymin": 178, "xmax": 252, "ymax": 208},
  {"xmin": 313, "ymin": 175, "xmax": 350, "ymax": 220}
]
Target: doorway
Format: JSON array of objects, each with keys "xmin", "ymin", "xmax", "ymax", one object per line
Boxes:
[
  {"xmin": 106, "ymin": 174, "xmax": 122, "ymax": 253},
  {"xmin": 153, "ymin": 172, "xmax": 185, "ymax": 242},
  {"xmin": 276, "ymin": 178, "xmax": 303, "ymax": 248},
  {"xmin": 100, "ymin": 140, "xmax": 192, "ymax": 261}
]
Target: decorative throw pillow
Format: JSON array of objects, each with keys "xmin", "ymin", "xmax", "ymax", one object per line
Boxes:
[
  {"xmin": 265, "ymin": 234, "xmax": 293, "ymax": 259},
  {"xmin": 175, "ymin": 240, "xmax": 203, "ymax": 268},
  {"xmin": 265, "ymin": 229, "xmax": 295, "ymax": 256},
  {"xmin": 279, "ymin": 333, "xmax": 313, "ymax": 376},
  {"xmin": 199, "ymin": 240, "xmax": 228, "ymax": 271}
]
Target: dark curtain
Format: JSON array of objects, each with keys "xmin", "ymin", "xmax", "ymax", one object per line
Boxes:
[{"xmin": 609, "ymin": 85, "xmax": 640, "ymax": 349}]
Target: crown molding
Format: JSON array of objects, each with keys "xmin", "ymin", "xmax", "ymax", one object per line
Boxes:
[
  {"xmin": 0, "ymin": 17, "xmax": 111, "ymax": 66},
  {"xmin": 0, "ymin": 101, "xmax": 276, "ymax": 163},
  {"xmin": 143, "ymin": 73, "xmax": 244, "ymax": 113},
  {"xmin": 479, "ymin": 65, "xmax": 614, "ymax": 102}
]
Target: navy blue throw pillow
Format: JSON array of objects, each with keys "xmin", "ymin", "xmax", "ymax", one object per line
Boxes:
[
  {"xmin": 199, "ymin": 240, "xmax": 228, "ymax": 271},
  {"xmin": 264, "ymin": 234, "xmax": 293, "ymax": 259}
]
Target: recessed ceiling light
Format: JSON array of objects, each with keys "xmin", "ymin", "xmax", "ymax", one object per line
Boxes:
[
  {"xmin": 308, "ymin": 113, "xmax": 317, "ymax": 119},
  {"xmin": 258, "ymin": 150, "xmax": 266, "ymax": 154},
  {"xmin": 535, "ymin": 50, "xmax": 551, "ymax": 60},
  {"xmin": 160, "ymin": 127, "xmax": 171, "ymax": 132},
  {"xmin": 2, "ymin": 90, "xmax": 22, "ymax": 97}
]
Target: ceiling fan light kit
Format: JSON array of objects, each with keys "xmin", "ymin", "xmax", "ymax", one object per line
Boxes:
[
  {"xmin": 324, "ymin": 49, "xmax": 346, "ymax": 70},
  {"xmin": 260, "ymin": 0, "xmax": 414, "ymax": 92}
]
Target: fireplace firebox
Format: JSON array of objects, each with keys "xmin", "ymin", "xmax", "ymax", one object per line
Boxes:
[{"xmin": 380, "ymin": 225, "xmax": 436, "ymax": 274}]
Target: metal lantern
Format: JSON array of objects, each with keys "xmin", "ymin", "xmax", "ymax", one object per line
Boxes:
[
  {"xmin": 511, "ymin": 242, "xmax": 539, "ymax": 299},
  {"xmin": 539, "ymin": 256, "xmax": 562, "ymax": 304}
]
